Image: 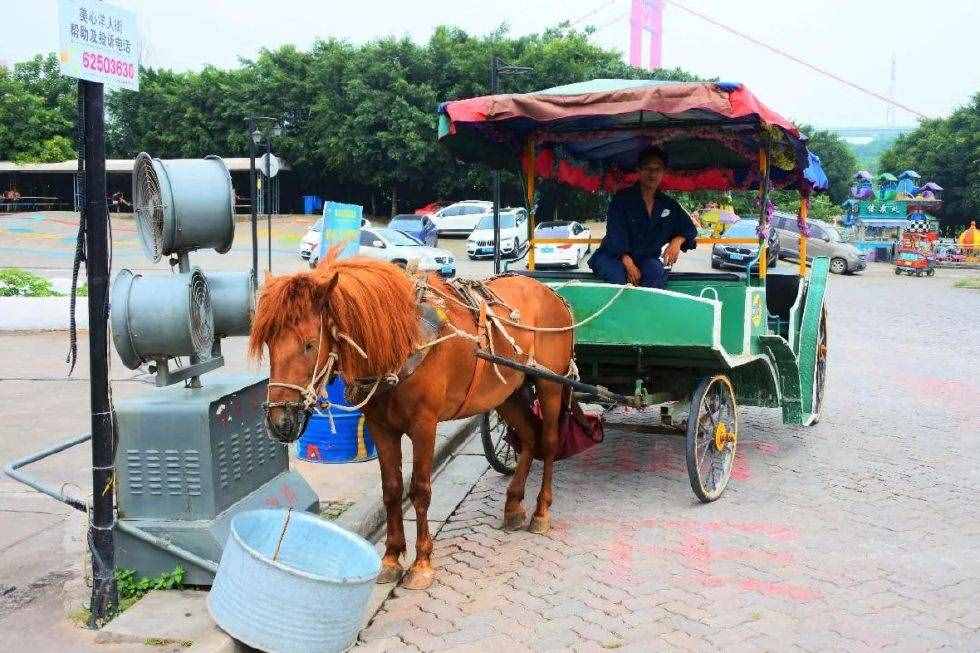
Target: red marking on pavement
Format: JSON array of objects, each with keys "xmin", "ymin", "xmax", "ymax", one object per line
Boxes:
[
  {"xmin": 731, "ymin": 450, "xmax": 751, "ymax": 481},
  {"xmin": 736, "ymin": 577, "xmax": 820, "ymax": 601},
  {"xmin": 749, "ymin": 441, "xmax": 781, "ymax": 455},
  {"xmin": 901, "ymin": 375, "xmax": 974, "ymax": 404},
  {"xmin": 549, "ymin": 514, "xmax": 814, "ymax": 602}
]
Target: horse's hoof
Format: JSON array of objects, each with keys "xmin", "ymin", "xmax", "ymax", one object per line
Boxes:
[
  {"xmin": 528, "ymin": 515, "xmax": 550, "ymax": 535},
  {"xmin": 376, "ymin": 562, "xmax": 403, "ymax": 584},
  {"xmin": 503, "ymin": 510, "xmax": 526, "ymax": 531},
  {"xmin": 402, "ymin": 565, "xmax": 434, "ymax": 591}
]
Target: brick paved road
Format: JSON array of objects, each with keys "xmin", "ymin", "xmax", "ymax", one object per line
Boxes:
[{"xmin": 359, "ymin": 265, "xmax": 980, "ymax": 652}]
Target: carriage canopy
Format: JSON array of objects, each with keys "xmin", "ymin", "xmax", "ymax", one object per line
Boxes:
[{"xmin": 438, "ymin": 79, "xmax": 828, "ymax": 194}]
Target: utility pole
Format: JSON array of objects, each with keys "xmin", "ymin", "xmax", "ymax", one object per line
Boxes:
[{"xmin": 80, "ymin": 79, "xmax": 118, "ymax": 625}]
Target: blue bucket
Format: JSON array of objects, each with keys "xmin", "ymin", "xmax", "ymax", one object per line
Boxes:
[
  {"xmin": 208, "ymin": 509, "xmax": 381, "ymax": 653},
  {"xmin": 297, "ymin": 379, "xmax": 377, "ymax": 464}
]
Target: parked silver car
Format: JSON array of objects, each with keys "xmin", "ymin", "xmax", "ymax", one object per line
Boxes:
[{"xmin": 773, "ymin": 213, "xmax": 866, "ymax": 274}]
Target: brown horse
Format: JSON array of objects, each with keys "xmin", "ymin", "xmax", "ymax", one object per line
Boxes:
[{"xmin": 248, "ymin": 255, "xmax": 574, "ymax": 590}]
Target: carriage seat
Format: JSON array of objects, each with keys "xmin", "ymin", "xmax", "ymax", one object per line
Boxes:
[{"xmin": 512, "ymin": 270, "xmax": 743, "ymax": 283}]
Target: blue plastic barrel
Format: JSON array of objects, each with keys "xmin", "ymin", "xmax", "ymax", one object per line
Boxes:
[{"xmin": 297, "ymin": 378, "xmax": 377, "ymax": 463}]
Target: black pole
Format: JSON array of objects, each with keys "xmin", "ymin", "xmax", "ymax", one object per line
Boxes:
[
  {"xmin": 81, "ymin": 80, "xmax": 118, "ymax": 625},
  {"xmin": 265, "ymin": 139, "xmax": 272, "ymax": 274},
  {"xmin": 490, "ymin": 57, "xmax": 501, "ymax": 275},
  {"xmin": 247, "ymin": 118, "xmax": 258, "ymax": 287}
]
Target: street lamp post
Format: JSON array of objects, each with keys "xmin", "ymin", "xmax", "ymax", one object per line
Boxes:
[
  {"xmin": 246, "ymin": 118, "xmax": 258, "ymax": 288},
  {"xmin": 489, "ymin": 57, "xmax": 532, "ymax": 274},
  {"xmin": 245, "ymin": 116, "xmax": 280, "ymax": 284}
]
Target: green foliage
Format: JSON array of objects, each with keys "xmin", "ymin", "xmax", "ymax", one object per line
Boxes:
[
  {"xmin": 845, "ymin": 131, "xmax": 906, "ymax": 172},
  {"xmin": 880, "ymin": 93, "xmax": 980, "ymax": 228},
  {"xmin": 953, "ymin": 277, "xmax": 980, "ymax": 289},
  {"xmin": 799, "ymin": 126, "xmax": 857, "ymax": 206},
  {"xmin": 114, "ymin": 566, "xmax": 185, "ymax": 609},
  {"xmin": 103, "ymin": 24, "xmax": 698, "ymax": 216},
  {"xmin": 0, "ymin": 268, "xmax": 61, "ymax": 297},
  {"xmin": 0, "ymin": 54, "xmax": 76, "ymax": 163}
]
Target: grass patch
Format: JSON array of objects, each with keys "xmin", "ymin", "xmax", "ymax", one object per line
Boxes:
[
  {"xmin": 115, "ymin": 566, "xmax": 185, "ymax": 603},
  {"xmin": 68, "ymin": 606, "xmax": 92, "ymax": 627},
  {"xmin": 953, "ymin": 277, "xmax": 980, "ymax": 289},
  {"xmin": 144, "ymin": 637, "xmax": 193, "ymax": 647},
  {"xmin": 0, "ymin": 268, "xmax": 62, "ymax": 297}
]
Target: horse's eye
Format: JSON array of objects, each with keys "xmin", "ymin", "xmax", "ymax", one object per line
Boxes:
[{"xmin": 304, "ymin": 341, "xmax": 316, "ymax": 354}]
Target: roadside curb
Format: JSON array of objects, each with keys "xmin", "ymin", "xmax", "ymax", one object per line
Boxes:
[
  {"xmin": 336, "ymin": 415, "xmax": 482, "ymax": 542},
  {"xmin": 89, "ymin": 415, "xmax": 483, "ymax": 653}
]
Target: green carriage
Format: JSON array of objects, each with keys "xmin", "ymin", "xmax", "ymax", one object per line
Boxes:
[{"xmin": 438, "ymin": 79, "xmax": 830, "ymax": 501}]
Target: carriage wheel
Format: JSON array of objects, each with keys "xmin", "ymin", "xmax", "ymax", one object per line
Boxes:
[
  {"xmin": 810, "ymin": 308, "xmax": 828, "ymax": 424},
  {"xmin": 685, "ymin": 375, "xmax": 738, "ymax": 503},
  {"xmin": 481, "ymin": 411, "xmax": 517, "ymax": 475}
]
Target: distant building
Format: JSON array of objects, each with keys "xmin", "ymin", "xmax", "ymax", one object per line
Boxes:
[{"xmin": 0, "ymin": 157, "xmax": 293, "ymax": 214}]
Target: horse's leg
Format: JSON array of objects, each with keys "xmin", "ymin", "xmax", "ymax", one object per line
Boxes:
[
  {"xmin": 402, "ymin": 415, "xmax": 437, "ymax": 590},
  {"xmin": 529, "ymin": 381, "xmax": 563, "ymax": 535},
  {"xmin": 373, "ymin": 426, "xmax": 406, "ymax": 584},
  {"xmin": 495, "ymin": 392, "xmax": 538, "ymax": 531}
]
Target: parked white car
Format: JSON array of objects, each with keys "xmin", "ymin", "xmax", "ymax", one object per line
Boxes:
[
  {"xmin": 298, "ymin": 216, "xmax": 371, "ymax": 261},
  {"xmin": 532, "ymin": 220, "xmax": 592, "ymax": 268},
  {"xmin": 465, "ymin": 209, "xmax": 529, "ymax": 259},
  {"xmin": 308, "ymin": 226, "xmax": 456, "ymax": 277},
  {"xmin": 429, "ymin": 200, "xmax": 493, "ymax": 235}
]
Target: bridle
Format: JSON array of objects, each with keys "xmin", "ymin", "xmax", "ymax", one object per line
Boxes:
[
  {"xmin": 264, "ymin": 318, "xmax": 337, "ymax": 415},
  {"xmin": 262, "ymin": 317, "xmax": 380, "ymax": 436}
]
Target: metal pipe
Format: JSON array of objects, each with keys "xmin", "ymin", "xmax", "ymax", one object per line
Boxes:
[
  {"xmin": 4, "ymin": 433, "xmax": 219, "ymax": 576},
  {"xmin": 4, "ymin": 433, "xmax": 92, "ymax": 512},
  {"xmin": 490, "ymin": 58, "xmax": 501, "ymax": 275},
  {"xmin": 115, "ymin": 521, "xmax": 219, "ymax": 574}
]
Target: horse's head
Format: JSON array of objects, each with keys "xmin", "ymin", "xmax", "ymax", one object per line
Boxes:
[
  {"xmin": 249, "ymin": 271, "xmax": 341, "ymax": 443},
  {"xmin": 249, "ymin": 255, "xmax": 421, "ymax": 444}
]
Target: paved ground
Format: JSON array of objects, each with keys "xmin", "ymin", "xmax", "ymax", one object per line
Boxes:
[
  {"xmin": 358, "ymin": 263, "xmax": 980, "ymax": 651},
  {"xmin": 3, "ymin": 210, "xmax": 979, "ymax": 650}
]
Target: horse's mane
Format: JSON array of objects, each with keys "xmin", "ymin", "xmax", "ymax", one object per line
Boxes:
[{"xmin": 248, "ymin": 253, "xmax": 421, "ymax": 381}]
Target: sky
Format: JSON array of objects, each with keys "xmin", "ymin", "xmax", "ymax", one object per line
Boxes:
[{"xmin": 5, "ymin": 0, "xmax": 979, "ymax": 129}]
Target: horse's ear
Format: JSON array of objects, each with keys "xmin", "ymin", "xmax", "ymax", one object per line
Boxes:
[{"xmin": 316, "ymin": 271, "xmax": 341, "ymax": 306}]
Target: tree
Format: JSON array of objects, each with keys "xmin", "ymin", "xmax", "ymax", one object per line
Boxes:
[
  {"xmin": 799, "ymin": 126, "xmax": 857, "ymax": 206},
  {"xmin": 0, "ymin": 55, "xmax": 76, "ymax": 162},
  {"xmin": 879, "ymin": 93, "xmax": 979, "ymax": 227}
]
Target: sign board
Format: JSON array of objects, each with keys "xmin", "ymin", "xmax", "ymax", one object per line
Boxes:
[
  {"xmin": 319, "ymin": 202, "xmax": 363, "ymax": 262},
  {"xmin": 58, "ymin": 0, "xmax": 140, "ymax": 90},
  {"xmin": 259, "ymin": 153, "xmax": 281, "ymax": 178}
]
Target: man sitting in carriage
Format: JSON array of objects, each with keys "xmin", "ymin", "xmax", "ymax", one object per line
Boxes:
[{"xmin": 588, "ymin": 146, "xmax": 698, "ymax": 288}]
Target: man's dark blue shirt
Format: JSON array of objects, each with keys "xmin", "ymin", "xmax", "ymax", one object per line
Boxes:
[{"xmin": 595, "ymin": 185, "xmax": 698, "ymax": 260}]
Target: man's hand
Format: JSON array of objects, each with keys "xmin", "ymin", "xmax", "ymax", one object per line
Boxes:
[
  {"xmin": 621, "ymin": 254, "xmax": 641, "ymax": 285},
  {"xmin": 662, "ymin": 236, "xmax": 685, "ymax": 267}
]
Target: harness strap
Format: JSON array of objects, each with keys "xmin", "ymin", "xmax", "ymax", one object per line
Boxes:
[{"xmin": 451, "ymin": 299, "xmax": 488, "ymax": 419}]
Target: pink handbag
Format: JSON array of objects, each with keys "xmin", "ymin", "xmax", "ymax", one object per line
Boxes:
[{"xmin": 505, "ymin": 393, "xmax": 604, "ymax": 461}]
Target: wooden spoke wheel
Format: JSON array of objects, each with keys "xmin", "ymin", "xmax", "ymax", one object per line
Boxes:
[
  {"xmin": 481, "ymin": 411, "xmax": 518, "ymax": 475},
  {"xmin": 811, "ymin": 308, "xmax": 828, "ymax": 423},
  {"xmin": 685, "ymin": 375, "xmax": 738, "ymax": 503}
]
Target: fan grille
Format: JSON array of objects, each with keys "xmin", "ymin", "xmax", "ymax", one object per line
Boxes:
[
  {"xmin": 188, "ymin": 270, "xmax": 215, "ymax": 357},
  {"xmin": 133, "ymin": 152, "xmax": 166, "ymax": 262}
]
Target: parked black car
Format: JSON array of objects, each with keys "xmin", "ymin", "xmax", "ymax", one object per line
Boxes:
[{"xmin": 710, "ymin": 219, "xmax": 779, "ymax": 271}]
